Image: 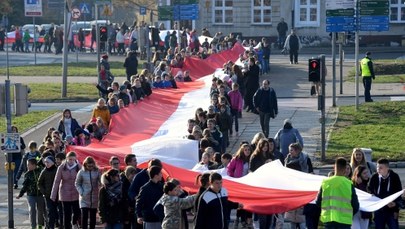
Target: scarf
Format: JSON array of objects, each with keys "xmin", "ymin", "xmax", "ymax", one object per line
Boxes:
[
  {"xmin": 66, "ymin": 161, "xmax": 77, "ymax": 170},
  {"xmin": 106, "ymin": 181, "xmax": 122, "ymax": 207},
  {"xmin": 285, "ymin": 152, "xmax": 308, "ymax": 173}
]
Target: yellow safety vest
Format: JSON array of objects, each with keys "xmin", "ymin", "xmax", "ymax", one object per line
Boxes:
[
  {"xmin": 320, "ymin": 176, "xmax": 353, "ymax": 225},
  {"xmin": 360, "ymin": 58, "xmax": 372, "ymax": 77}
]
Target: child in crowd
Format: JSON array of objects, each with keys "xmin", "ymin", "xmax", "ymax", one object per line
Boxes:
[
  {"xmin": 16, "ymin": 141, "xmax": 41, "ymax": 188},
  {"xmin": 207, "ymin": 119, "xmax": 222, "ymax": 153},
  {"xmin": 16, "ymin": 158, "xmax": 46, "ymax": 229},
  {"xmin": 228, "ymin": 83, "xmax": 243, "ymax": 136}
]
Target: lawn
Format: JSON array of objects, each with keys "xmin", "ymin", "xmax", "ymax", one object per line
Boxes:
[
  {"xmin": 347, "ymin": 59, "xmax": 405, "ymax": 83},
  {"xmin": 326, "ymin": 101, "xmax": 405, "ymax": 162},
  {"xmin": 0, "ymin": 61, "xmax": 144, "ymax": 76},
  {"xmin": 0, "ymin": 110, "xmax": 58, "ymax": 134},
  {"xmin": 28, "ymin": 83, "xmax": 99, "ymax": 102}
]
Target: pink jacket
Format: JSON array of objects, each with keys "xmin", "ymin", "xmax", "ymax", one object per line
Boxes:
[
  {"xmin": 228, "ymin": 90, "xmax": 243, "ymax": 112},
  {"xmin": 227, "ymin": 157, "xmax": 246, "ymax": 178},
  {"xmin": 51, "ymin": 162, "xmax": 81, "ymax": 202}
]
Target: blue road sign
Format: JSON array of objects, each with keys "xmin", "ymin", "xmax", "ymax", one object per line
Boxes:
[
  {"xmin": 140, "ymin": 6, "xmax": 146, "ymax": 15},
  {"xmin": 173, "ymin": 4, "xmax": 199, "ymax": 20},
  {"xmin": 326, "ymin": 24, "xmax": 355, "ymax": 32},
  {"xmin": 359, "ymin": 23, "xmax": 389, "ymax": 31},
  {"xmin": 326, "ymin": 16, "xmax": 355, "ymax": 24},
  {"xmin": 27, "ymin": 0, "xmax": 38, "ymax": 4},
  {"xmin": 80, "ymin": 3, "xmax": 91, "ymax": 14},
  {"xmin": 359, "ymin": 15, "xmax": 389, "ymax": 23}
]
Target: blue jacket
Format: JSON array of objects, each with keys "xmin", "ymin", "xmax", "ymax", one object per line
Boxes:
[{"xmin": 135, "ymin": 180, "xmax": 164, "ymax": 222}]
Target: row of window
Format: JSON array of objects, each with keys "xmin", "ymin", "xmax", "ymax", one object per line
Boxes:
[{"xmin": 213, "ymin": 0, "xmax": 405, "ymax": 25}]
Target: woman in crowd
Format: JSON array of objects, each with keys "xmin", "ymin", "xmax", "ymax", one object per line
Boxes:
[
  {"xmin": 75, "ymin": 156, "xmax": 101, "ymax": 229},
  {"xmin": 284, "ymin": 143, "xmax": 313, "ymax": 229},
  {"xmin": 227, "ymin": 143, "xmax": 253, "ymax": 228},
  {"xmin": 349, "ymin": 148, "xmax": 376, "ymax": 175},
  {"xmin": 57, "ymin": 109, "xmax": 82, "ymax": 140},
  {"xmin": 99, "ymin": 169, "xmax": 126, "ymax": 229},
  {"xmin": 250, "ymin": 132, "xmax": 266, "ymax": 152},
  {"xmin": 351, "ymin": 165, "xmax": 371, "ymax": 229},
  {"xmin": 51, "ymin": 151, "xmax": 81, "ymax": 229},
  {"xmin": 91, "ymin": 98, "xmax": 111, "ymax": 128}
]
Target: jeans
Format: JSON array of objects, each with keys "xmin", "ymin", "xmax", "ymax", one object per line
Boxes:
[
  {"xmin": 27, "ymin": 195, "xmax": 46, "ymax": 228},
  {"xmin": 81, "ymin": 208, "xmax": 97, "ymax": 229},
  {"xmin": 12, "ymin": 153, "xmax": 22, "ymax": 185},
  {"xmin": 362, "ymin": 77, "xmax": 373, "ymax": 101},
  {"xmin": 143, "ymin": 222, "xmax": 162, "ymax": 229},
  {"xmin": 105, "ymin": 223, "xmax": 123, "ymax": 229},
  {"xmin": 278, "ymin": 35, "xmax": 286, "ymax": 49},
  {"xmin": 258, "ymin": 214, "xmax": 273, "ymax": 229},
  {"xmin": 45, "ymin": 197, "xmax": 58, "ymax": 229},
  {"xmin": 62, "ymin": 200, "xmax": 81, "ymax": 229},
  {"xmin": 324, "ymin": 222, "xmax": 351, "ymax": 229},
  {"xmin": 289, "ymin": 49, "xmax": 298, "ymax": 63},
  {"xmin": 262, "ymin": 58, "xmax": 270, "ymax": 74},
  {"xmin": 259, "ymin": 111, "xmax": 272, "ymax": 138},
  {"xmin": 374, "ymin": 208, "xmax": 398, "ymax": 229},
  {"xmin": 230, "ymin": 108, "xmax": 239, "ymax": 133}
]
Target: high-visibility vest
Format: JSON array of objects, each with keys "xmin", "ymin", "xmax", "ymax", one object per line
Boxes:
[
  {"xmin": 320, "ymin": 176, "xmax": 353, "ymax": 225},
  {"xmin": 360, "ymin": 58, "xmax": 372, "ymax": 77}
]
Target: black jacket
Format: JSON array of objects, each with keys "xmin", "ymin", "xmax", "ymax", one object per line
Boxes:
[
  {"xmin": 135, "ymin": 180, "xmax": 164, "ymax": 222},
  {"xmin": 123, "ymin": 54, "xmax": 138, "ymax": 76},
  {"xmin": 38, "ymin": 165, "xmax": 58, "ymax": 198},
  {"xmin": 253, "ymin": 87, "xmax": 278, "ymax": 117},
  {"xmin": 368, "ymin": 170, "xmax": 402, "ymax": 212},
  {"xmin": 99, "ymin": 186, "xmax": 126, "ymax": 224},
  {"xmin": 244, "ymin": 64, "xmax": 260, "ymax": 91},
  {"xmin": 194, "ymin": 187, "xmax": 239, "ymax": 229}
]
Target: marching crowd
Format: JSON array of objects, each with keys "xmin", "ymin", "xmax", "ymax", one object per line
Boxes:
[{"xmin": 8, "ymin": 22, "xmax": 405, "ymax": 229}]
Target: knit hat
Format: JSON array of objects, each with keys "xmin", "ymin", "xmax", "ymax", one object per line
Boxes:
[
  {"xmin": 44, "ymin": 156, "xmax": 55, "ymax": 165},
  {"xmin": 119, "ymin": 85, "xmax": 127, "ymax": 91},
  {"xmin": 284, "ymin": 118, "xmax": 292, "ymax": 125}
]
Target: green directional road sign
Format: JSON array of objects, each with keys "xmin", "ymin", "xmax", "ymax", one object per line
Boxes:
[
  {"xmin": 158, "ymin": 5, "xmax": 173, "ymax": 20},
  {"xmin": 360, "ymin": 8, "xmax": 389, "ymax": 16},
  {"xmin": 326, "ymin": 9, "xmax": 355, "ymax": 17},
  {"xmin": 360, "ymin": 0, "xmax": 389, "ymax": 8}
]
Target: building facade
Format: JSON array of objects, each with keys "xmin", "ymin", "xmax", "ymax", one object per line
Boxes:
[{"xmin": 158, "ymin": 0, "xmax": 405, "ymax": 46}]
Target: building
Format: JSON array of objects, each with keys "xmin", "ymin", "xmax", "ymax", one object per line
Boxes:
[{"xmin": 157, "ymin": 0, "xmax": 405, "ymax": 46}]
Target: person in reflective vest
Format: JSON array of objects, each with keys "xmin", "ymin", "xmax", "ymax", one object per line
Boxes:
[
  {"xmin": 316, "ymin": 157, "xmax": 359, "ymax": 229},
  {"xmin": 360, "ymin": 51, "xmax": 375, "ymax": 102}
]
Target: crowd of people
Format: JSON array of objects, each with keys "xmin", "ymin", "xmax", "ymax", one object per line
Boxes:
[{"xmin": 8, "ymin": 22, "xmax": 405, "ymax": 229}]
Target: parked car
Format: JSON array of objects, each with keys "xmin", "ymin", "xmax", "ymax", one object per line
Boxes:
[{"xmin": 21, "ymin": 24, "xmax": 41, "ymax": 33}]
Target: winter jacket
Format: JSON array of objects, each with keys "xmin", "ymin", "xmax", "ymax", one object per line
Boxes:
[
  {"xmin": 274, "ymin": 127, "xmax": 304, "ymax": 157},
  {"xmin": 227, "ymin": 157, "xmax": 249, "ymax": 178},
  {"xmin": 249, "ymin": 152, "xmax": 274, "ymax": 172},
  {"xmin": 136, "ymin": 180, "xmax": 164, "ymax": 222},
  {"xmin": 227, "ymin": 90, "xmax": 243, "ymax": 112},
  {"xmin": 123, "ymin": 54, "xmax": 138, "ymax": 76},
  {"xmin": 216, "ymin": 111, "xmax": 232, "ymax": 132},
  {"xmin": 18, "ymin": 167, "xmax": 42, "ymax": 197},
  {"xmin": 57, "ymin": 118, "xmax": 82, "ymax": 139},
  {"xmin": 75, "ymin": 168, "xmax": 101, "ymax": 209},
  {"xmin": 38, "ymin": 165, "xmax": 58, "ymax": 198},
  {"xmin": 51, "ymin": 161, "xmax": 81, "ymax": 202},
  {"xmin": 91, "ymin": 105, "xmax": 111, "ymax": 127},
  {"xmin": 253, "ymin": 87, "xmax": 278, "ymax": 117},
  {"xmin": 368, "ymin": 169, "xmax": 402, "ymax": 213},
  {"xmin": 156, "ymin": 194, "xmax": 196, "ymax": 229},
  {"xmin": 99, "ymin": 174, "xmax": 126, "ymax": 224},
  {"xmin": 128, "ymin": 168, "xmax": 149, "ymax": 201},
  {"xmin": 16, "ymin": 151, "xmax": 41, "ymax": 180},
  {"xmin": 194, "ymin": 187, "xmax": 238, "ymax": 229}
]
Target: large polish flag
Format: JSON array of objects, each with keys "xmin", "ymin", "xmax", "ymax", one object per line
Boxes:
[{"xmin": 69, "ymin": 43, "xmax": 403, "ymax": 214}]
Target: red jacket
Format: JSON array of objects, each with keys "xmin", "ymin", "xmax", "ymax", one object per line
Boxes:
[{"xmin": 227, "ymin": 157, "xmax": 247, "ymax": 178}]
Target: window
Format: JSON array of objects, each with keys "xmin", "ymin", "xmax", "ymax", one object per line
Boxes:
[
  {"xmin": 213, "ymin": 0, "xmax": 233, "ymax": 24},
  {"xmin": 252, "ymin": 0, "xmax": 272, "ymax": 24},
  {"xmin": 390, "ymin": 0, "xmax": 405, "ymax": 22},
  {"xmin": 295, "ymin": 0, "xmax": 320, "ymax": 27}
]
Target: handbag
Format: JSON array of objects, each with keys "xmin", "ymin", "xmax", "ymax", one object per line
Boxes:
[{"xmin": 310, "ymin": 85, "xmax": 316, "ymax": 95}]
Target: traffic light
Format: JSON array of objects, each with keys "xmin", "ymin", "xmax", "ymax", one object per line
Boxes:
[
  {"xmin": 100, "ymin": 26, "xmax": 107, "ymax": 42},
  {"xmin": 308, "ymin": 58, "xmax": 321, "ymax": 82}
]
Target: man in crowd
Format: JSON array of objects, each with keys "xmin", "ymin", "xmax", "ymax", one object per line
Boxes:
[
  {"xmin": 360, "ymin": 51, "xmax": 375, "ymax": 102},
  {"xmin": 316, "ymin": 157, "xmax": 359, "ymax": 229},
  {"xmin": 277, "ymin": 18, "xmax": 288, "ymax": 49},
  {"xmin": 253, "ymin": 79, "xmax": 278, "ymax": 138}
]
